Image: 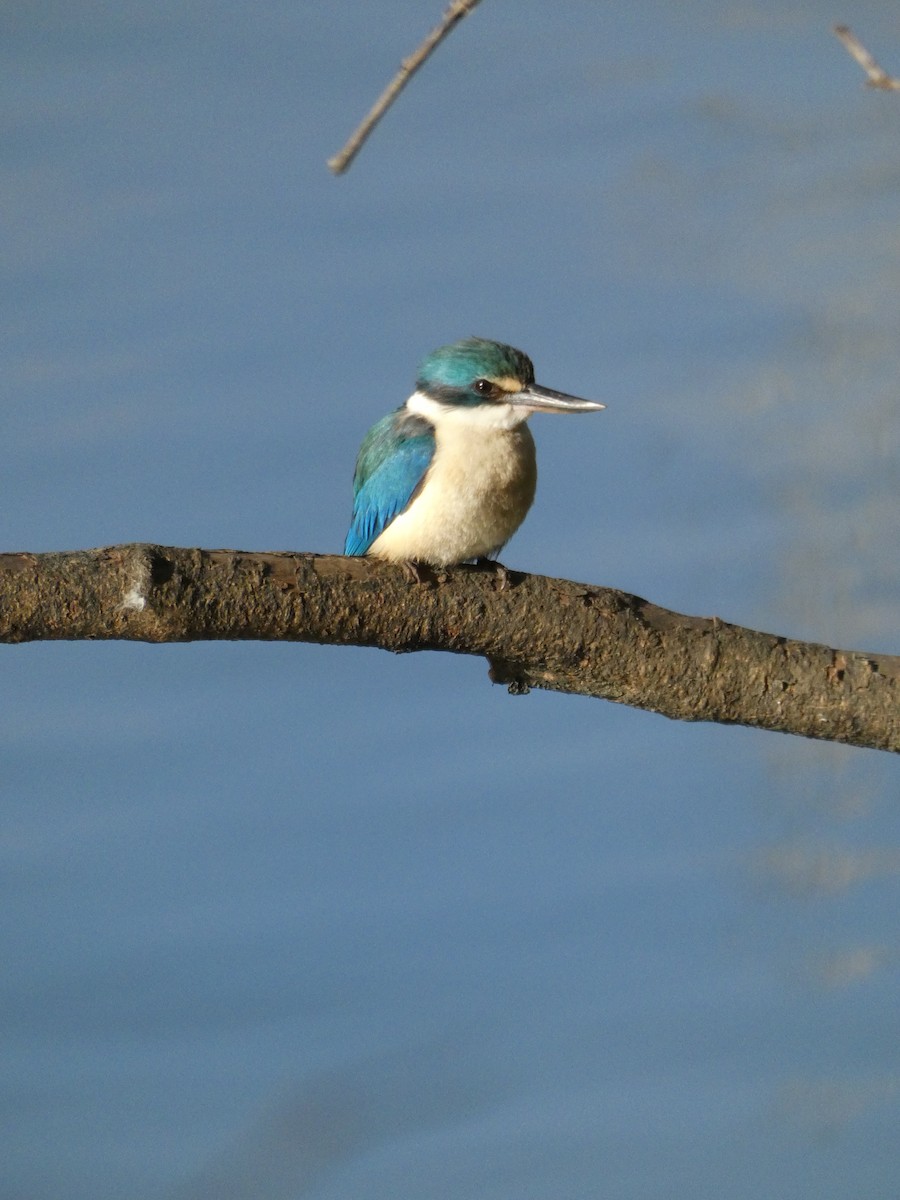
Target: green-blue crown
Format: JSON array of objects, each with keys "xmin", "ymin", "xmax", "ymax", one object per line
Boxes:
[{"xmin": 416, "ymin": 337, "xmax": 535, "ymax": 405}]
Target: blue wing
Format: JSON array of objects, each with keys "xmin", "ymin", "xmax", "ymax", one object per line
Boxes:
[{"xmin": 344, "ymin": 410, "xmax": 435, "ymax": 555}]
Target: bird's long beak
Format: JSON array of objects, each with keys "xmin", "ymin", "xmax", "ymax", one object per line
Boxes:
[{"xmin": 508, "ymin": 382, "xmax": 606, "ymax": 413}]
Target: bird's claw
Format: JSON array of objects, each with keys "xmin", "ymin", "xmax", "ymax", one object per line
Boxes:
[
  {"xmin": 400, "ymin": 559, "xmax": 436, "ymax": 585},
  {"xmin": 475, "ymin": 557, "xmax": 513, "ymax": 591}
]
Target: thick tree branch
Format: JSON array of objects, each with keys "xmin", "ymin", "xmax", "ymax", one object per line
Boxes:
[{"xmin": 1, "ymin": 544, "xmax": 897, "ymax": 753}]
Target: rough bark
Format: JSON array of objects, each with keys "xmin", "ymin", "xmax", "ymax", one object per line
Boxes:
[{"xmin": 1, "ymin": 544, "xmax": 897, "ymax": 753}]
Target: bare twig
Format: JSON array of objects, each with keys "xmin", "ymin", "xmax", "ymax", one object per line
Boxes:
[
  {"xmin": 834, "ymin": 24, "xmax": 900, "ymax": 91},
  {"xmin": 328, "ymin": 0, "xmax": 482, "ymax": 175},
  {"xmin": 2, "ymin": 544, "xmax": 900, "ymax": 754}
]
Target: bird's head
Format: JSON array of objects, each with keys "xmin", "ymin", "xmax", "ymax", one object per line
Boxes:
[{"xmin": 410, "ymin": 337, "xmax": 604, "ymax": 427}]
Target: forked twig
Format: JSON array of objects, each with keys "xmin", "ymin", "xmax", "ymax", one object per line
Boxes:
[
  {"xmin": 328, "ymin": 0, "xmax": 483, "ymax": 175},
  {"xmin": 834, "ymin": 24, "xmax": 900, "ymax": 91}
]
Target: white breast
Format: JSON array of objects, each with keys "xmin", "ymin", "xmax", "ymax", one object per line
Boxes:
[{"xmin": 368, "ymin": 394, "xmax": 538, "ymax": 567}]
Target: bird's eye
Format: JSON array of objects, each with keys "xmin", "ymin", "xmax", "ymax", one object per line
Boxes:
[{"xmin": 473, "ymin": 379, "xmax": 496, "ymax": 397}]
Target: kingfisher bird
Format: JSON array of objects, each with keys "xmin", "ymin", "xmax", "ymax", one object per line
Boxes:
[{"xmin": 344, "ymin": 337, "xmax": 605, "ymax": 567}]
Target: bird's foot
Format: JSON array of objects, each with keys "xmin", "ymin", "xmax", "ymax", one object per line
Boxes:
[
  {"xmin": 400, "ymin": 559, "xmax": 437, "ymax": 585},
  {"xmin": 474, "ymin": 557, "xmax": 514, "ymax": 591}
]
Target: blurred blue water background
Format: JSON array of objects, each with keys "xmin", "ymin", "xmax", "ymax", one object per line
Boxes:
[{"xmin": 4, "ymin": 2, "xmax": 900, "ymax": 1196}]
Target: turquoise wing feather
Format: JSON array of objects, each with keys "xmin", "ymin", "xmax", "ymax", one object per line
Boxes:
[{"xmin": 344, "ymin": 411, "xmax": 435, "ymax": 555}]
